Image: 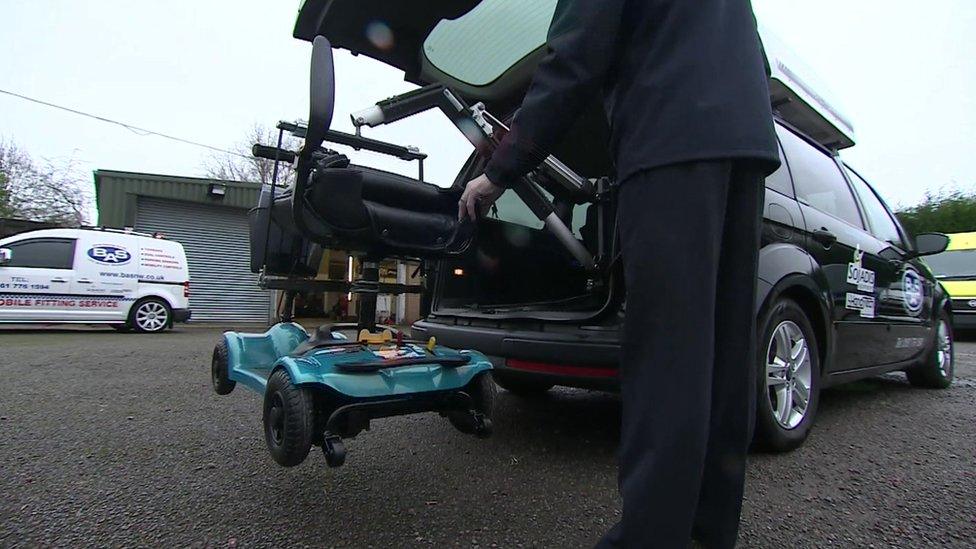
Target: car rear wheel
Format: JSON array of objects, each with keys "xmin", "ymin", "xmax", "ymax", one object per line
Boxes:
[
  {"xmin": 263, "ymin": 369, "xmax": 315, "ymax": 467},
  {"xmin": 130, "ymin": 298, "xmax": 171, "ymax": 333},
  {"xmin": 907, "ymin": 310, "xmax": 954, "ymax": 389},
  {"xmin": 754, "ymin": 298, "xmax": 821, "ymax": 452},
  {"xmin": 493, "ymin": 371, "xmax": 554, "ymax": 396}
]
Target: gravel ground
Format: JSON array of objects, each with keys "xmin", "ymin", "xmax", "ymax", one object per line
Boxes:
[{"xmin": 1, "ymin": 326, "xmax": 973, "ymax": 547}]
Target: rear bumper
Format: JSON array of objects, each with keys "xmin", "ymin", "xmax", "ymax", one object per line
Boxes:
[
  {"xmin": 172, "ymin": 309, "xmax": 192, "ymax": 323},
  {"xmin": 412, "ymin": 318, "xmax": 620, "ymax": 387}
]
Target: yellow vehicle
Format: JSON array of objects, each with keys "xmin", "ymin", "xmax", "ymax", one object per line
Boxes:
[{"xmin": 925, "ymin": 232, "xmax": 976, "ymax": 329}]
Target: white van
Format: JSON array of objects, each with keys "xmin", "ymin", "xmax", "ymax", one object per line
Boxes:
[{"xmin": 0, "ymin": 227, "xmax": 191, "ymax": 332}]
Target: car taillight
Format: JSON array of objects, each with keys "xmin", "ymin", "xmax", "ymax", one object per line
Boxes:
[{"xmin": 183, "ymin": 281, "xmax": 190, "ymax": 298}]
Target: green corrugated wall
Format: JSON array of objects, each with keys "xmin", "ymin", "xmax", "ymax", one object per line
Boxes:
[{"xmin": 94, "ymin": 170, "xmax": 262, "ymax": 228}]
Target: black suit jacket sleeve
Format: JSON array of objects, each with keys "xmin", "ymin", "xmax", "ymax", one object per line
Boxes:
[{"xmin": 484, "ymin": 0, "xmax": 626, "ymax": 187}]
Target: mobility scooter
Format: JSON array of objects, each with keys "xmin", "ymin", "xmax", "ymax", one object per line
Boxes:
[{"xmin": 209, "ymin": 32, "xmax": 602, "ymax": 468}]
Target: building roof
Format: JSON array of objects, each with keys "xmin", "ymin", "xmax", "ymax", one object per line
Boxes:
[{"xmin": 93, "ymin": 169, "xmax": 263, "ymax": 229}]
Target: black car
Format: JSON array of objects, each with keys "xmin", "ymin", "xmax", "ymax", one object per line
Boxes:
[
  {"xmin": 415, "ymin": 119, "xmax": 954, "ymax": 451},
  {"xmin": 287, "ymin": 0, "xmax": 955, "ymax": 451}
]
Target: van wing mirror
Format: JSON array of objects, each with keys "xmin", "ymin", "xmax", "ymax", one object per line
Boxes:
[
  {"xmin": 0, "ymin": 248, "xmax": 11, "ymax": 265},
  {"xmin": 913, "ymin": 233, "xmax": 950, "ymax": 257}
]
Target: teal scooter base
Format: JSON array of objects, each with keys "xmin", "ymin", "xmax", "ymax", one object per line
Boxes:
[
  {"xmin": 213, "ymin": 323, "xmax": 494, "ymax": 468},
  {"xmin": 221, "ymin": 323, "xmax": 492, "ymax": 397}
]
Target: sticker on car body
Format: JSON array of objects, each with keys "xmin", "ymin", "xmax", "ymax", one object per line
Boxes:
[
  {"xmin": 846, "ymin": 292, "xmax": 876, "ymax": 319},
  {"xmin": 87, "ymin": 244, "xmax": 132, "ymax": 265},
  {"xmin": 902, "ymin": 268, "xmax": 924, "ymax": 316},
  {"xmin": 846, "ymin": 245, "xmax": 875, "ymax": 292},
  {"xmin": 896, "ymin": 337, "xmax": 925, "ymax": 349}
]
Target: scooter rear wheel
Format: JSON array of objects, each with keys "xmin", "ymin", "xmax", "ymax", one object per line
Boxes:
[{"xmin": 448, "ymin": 372, "xmax": 496, "ymax": 437}]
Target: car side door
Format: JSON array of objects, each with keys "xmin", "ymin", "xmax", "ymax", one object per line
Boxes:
[
  {"xmin": 777, "ymin": 126, "xmax": 894, "ymax": 372},
  {"xmin": 0, "ymin": 237, "xmax": 77, "ymax": 321},
  {"xmin": 844, "ymin": 166, "xmax": 932, "ymax": 363}
]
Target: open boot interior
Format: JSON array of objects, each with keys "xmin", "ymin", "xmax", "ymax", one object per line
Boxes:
[{"xmin": 248, "ymin": 34, "xmax": 615, "ymax": 323}]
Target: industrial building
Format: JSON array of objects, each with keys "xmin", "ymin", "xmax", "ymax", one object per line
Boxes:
[{"xmin": 94, "ymin": 170, "xmax": 421, "ymax": 324}]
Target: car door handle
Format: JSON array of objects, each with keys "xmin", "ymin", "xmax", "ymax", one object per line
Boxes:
[
  {"xmin": 812, "ymin": 228, "xmax": 837, "ymax": 248},
  {"xmin": 50, "ymin": 278, "xmax": 69, "ymax": 283},
  {"xmin": 76, "ymin": 279, "xmax": 93, "ymax": 284}
]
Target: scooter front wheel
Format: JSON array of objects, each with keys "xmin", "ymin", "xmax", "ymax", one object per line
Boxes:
[
  {"xmin": 263, "ymin": 369, "xmax": 315, "ymax": 467},
  {"xmin": 211, "ymin": 340, "xmax": 236, "ymax": 395}
]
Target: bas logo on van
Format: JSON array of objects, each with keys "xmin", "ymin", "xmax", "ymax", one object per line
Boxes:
[{"xmin": 87, "ymin": 245, "xmax": 131, "ymax": 265}]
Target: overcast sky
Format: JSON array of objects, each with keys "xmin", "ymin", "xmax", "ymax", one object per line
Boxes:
[{"xmin": 2, "ymin": 0, "xmax": 975, "ymax": 220}]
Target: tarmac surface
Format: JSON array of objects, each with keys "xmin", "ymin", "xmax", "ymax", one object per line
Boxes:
[{"xmin": 1, "ymin": 326, "xmax": 974, "ymax": 547}]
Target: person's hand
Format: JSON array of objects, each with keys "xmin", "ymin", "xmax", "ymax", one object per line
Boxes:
[{"xmin": 458, "ymin": 173, "xmax": 505, "ymax": 221}]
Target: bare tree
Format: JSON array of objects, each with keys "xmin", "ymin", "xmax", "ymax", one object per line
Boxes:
[
  {"xmin": 203, "ymin": 124, "xmax": 299, "ymax": 186},
  {"xmin": 0, "ymin": 139, "xmax": 91, "ymax": 225}
]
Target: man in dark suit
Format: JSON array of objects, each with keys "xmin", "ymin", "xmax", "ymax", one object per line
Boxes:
[{"xmin": 458, "ymin": 0, "xmax": 780, "ymax": 547}]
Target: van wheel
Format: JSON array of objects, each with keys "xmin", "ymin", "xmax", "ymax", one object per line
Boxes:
[
  {"xmin": 753, "ymin": 298, "xmax": 821, "ymax": 452},
  {"xmin": 263, "ymin": 369, "xmax": 315, "ymax": 467},
  {"xmin": 907, "ymin": 310, "xmax": 954, "ymax": 389},
  {"xmin": 493, "ymin": 371, "xmax": 554, "ymax": 396},
  {"xmin": 130, "ymin": 298, "xmax": 171, "ymax": 333},
  {"xmin": 211, "ymin": 339, "xmax": 236, "ymax": 395}
]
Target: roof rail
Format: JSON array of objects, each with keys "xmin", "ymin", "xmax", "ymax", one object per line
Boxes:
[{"xmin": 78, "ymin": 226, "xmax": 166, "ymax": 239}]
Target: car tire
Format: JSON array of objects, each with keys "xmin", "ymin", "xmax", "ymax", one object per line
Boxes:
[
  {"xmin": 129, "ymin": 297, "xmax": 171, "ymax": 333},
  {"xmin": 263, "ymin": 369, "xmax": 315, "ymax": 467},
  {"xmin": 211, "ymin": 339, "xmax": 236, "ymax": 395},
  {"xmin": 449, "ymin": 372, "xmax": 497, "ymax": 437},
  {"xmin": 493, "ymin": 371, "xmax": 554, "ymax": 396},
  {"xmin": 907, "ymin": 308, "xmax": 954, "ymax": 389},
  {"xmin": 754, "ymin": 298, "xmax": 821, "ymax": 453}
]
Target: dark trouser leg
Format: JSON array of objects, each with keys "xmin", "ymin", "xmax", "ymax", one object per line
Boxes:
[
  {"xmin": 692, "ymin": 165, "xmax": 765, "ymax": 548},
  {"xmin": 598, "ymin": 161, "xmax": 732, "ymax": 548},
  {"xmin": 596, "ymin": 161, "xmax": 764, "ymax": 549}
]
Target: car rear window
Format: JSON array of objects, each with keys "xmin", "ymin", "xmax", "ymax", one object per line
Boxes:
[
  {"xmin": 490, "ymin": 188, "xmax": 589, "ymax": 239},
  {"xmin": 423, "ymin": 0, "xmax": 558, "ymax": 86},
  {"xmin": 765, "ymin": 141, "xmax": 793, "ymax": 197},
  {"xmin": 778, "ymin": 126, "xmax": 863, "ymax": 229}
]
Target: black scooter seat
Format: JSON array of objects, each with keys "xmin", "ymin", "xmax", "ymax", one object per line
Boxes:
[{"xmin": 258, "ymin": 157, "xmax": 474, "ymax": 261}]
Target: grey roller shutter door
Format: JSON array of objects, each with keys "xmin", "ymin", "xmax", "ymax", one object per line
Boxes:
[{"xmin": 135, "ymin": 197, "xmax": 270, "ymax": 323}]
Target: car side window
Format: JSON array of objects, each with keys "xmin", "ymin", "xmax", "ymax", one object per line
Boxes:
[
  {"xmin": 845, "ymin": 167, "xmax": 905, "ymax": 249},
  {"xmin": 5, "ymin": 238, "xmax": 76, "ymax": 269},
  {"xmin": 777, "ymin": 126, "xmax": 864, "ymax": 229},
  {"xmin": 764, "ymin": 139, "xmax": 794, "ymax": 197}
]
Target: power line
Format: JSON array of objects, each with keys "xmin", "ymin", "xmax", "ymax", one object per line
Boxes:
[{"xmin": 0, "ymin": 88, "xmax": 250, "ymax": 159}]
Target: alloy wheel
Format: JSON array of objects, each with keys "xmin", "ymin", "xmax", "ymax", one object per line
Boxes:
[
  {"xmin": 135, "ymin": 301, "xmax": 169, "ymax": 332},
  {"xmin": 936, "ymin": 319, "xmax": 953, "ymax": 377},
  {"xmin": 765, "ymin": 320, "xmax": 813, "ymax": 430}
]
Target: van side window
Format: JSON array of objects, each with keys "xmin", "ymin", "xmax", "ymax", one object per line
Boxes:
[
  {"xmin": 777, "ymin": 126, "xmax": 864, "ymax": 229},
  {"xmin": 5, "ymin": 238, "xmax": 76, "ymax": 269},
  {"xmin": 765, "ymin": 141, "xmax": 793, "ymax": 197},
  {"xmin": 845, "ymin": 167, "xmax": 905, "ymax": 249}
]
